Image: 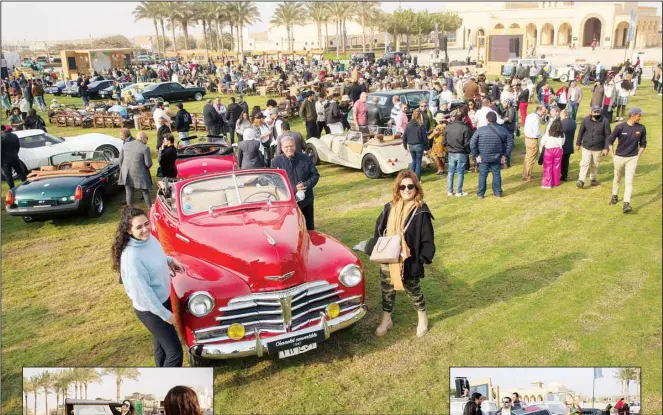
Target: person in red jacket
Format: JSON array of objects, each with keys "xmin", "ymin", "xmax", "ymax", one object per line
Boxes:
[{"xmin": 555, "ymin": 85, "xmax": 569, "ymax": 110}]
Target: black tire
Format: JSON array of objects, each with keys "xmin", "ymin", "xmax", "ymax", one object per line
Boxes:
[
  {"xmin": 188, "ymin": 350, "xmax": 213, "ymax": 367},
  {"xmin": 559, "ymin": 74, "xmax": 568, "ymax": 82},
  {"xmin": 87, "ymin": 188, "xmax": 105, "ymax": 218},
  {"xmin": 305, "ymin": 143, "xmax": 320, "ymax": 165},
  {"xmin": 362, "ymin": 154, "xmax": 382, "ymax": 179},
  {"xmin": 22, "ymin": 216, "xmax": 34, "ymax": 223},
  {"xmin": 96, "ymin": 145, "xmax": 119, "ymax": 159},
  {"xmin": 194, "ymin": 92, "xmax": 203, "ymax": 101}
]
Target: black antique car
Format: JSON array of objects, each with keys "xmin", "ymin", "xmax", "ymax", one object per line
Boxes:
[
  {"xmin": 141, "ymin": 81, "xmax": 205, "ymax": 102},
  {"xmin": 5, "ymin": 151, "xmax": 121, "ymax": 222},
  {"xmin": 65, "ymin": 399, "xmax": 122, "ymax": 415}
]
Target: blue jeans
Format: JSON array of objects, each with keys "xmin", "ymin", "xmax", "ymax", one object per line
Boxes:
[
  {"xmin": 478, "ymin": 159, "xmax": 503, "ymax": 196},
  {"xmin": 409, "ymin": 143, "xmax": 424, "ymax": 180},
  {"xmin": 569, "ymin": 101, "xmax": 579, "ymax": 121},
  {"xmin": 447, "ymin": 153, "xmax": 467, "ymax": 193}
]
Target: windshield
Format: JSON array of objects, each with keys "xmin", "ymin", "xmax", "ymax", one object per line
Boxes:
[
  {"xmin": 47, "ymin": 151, "xmax": 109, "ymax": 166},
  {"xmin": 142, "ymin": 83, "xmax": 159, "ymax": 92},
  {"xmin": 180, "ymin": 172, "xmax": 291, "ymax": 216},
  {"xmin": 547, "ymin": 404, "xmax": 565, "ymax": 414},
  {"xmin": 74, "ymin": 405, "xmax": 113, "ymax": 415}
]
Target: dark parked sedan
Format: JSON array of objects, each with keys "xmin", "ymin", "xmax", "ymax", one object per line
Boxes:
[
  {"xmin": 45, "ymin": 80, "xmax": 76, "ymax": 96},
  {"xmin": 140, "ymin": 82, "xmax": 205, "ymax": 102},
  {"xmin": 86, "ymin": 80, "xmax": 115, "ymax": 99}
]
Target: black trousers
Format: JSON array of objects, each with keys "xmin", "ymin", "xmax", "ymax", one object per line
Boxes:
[
  {"xmin": 228, "ymin": 125, "xmax": 236, "ymax": 144},
  {"xmin": 316, "ymin": 121, "xmax": 330, "ymax": 135},
  {"xmin": 305, "ymin": 120, "xmax": 318, "ymax": 139},
  {"xmin": 134, "ymin": 300, "xmax": 183, "ymax": 367},
  {"xmin": 561, "ymin": 153, "xmax": 572, "ymax": 180},
  {"xmin": 2, "ymin": 158, "xmax": 26, "ymax": 190},
  {"xmin": 299, "ymin": 200, "xmax": 314, "ymax": 230}
]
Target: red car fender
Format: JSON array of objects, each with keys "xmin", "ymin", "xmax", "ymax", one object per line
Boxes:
[
  {"xmin": 175, "ymin": 154, "xmax": 237, "ymax": 179},
  {"xmin": 169, "ymin": 252, "xmax": 252, "ymax": 346}
]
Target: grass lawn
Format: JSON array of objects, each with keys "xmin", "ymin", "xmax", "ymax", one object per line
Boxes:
[{"xmin": 1, "ymin": 82, "xmax": 661, "ymax": 415}]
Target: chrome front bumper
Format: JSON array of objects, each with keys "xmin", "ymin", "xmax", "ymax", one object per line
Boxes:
[{"xmin": 189, "ymin": 305, "xmax": 367, "ymax": 359}]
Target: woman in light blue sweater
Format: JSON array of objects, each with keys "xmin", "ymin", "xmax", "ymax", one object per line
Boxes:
[{"xmin": 112, "ymin": 207, "xmax": 185, "ymax": 367}]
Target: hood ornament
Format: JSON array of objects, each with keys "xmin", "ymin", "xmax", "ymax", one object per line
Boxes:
[
  {"xmin": 263, "ymin": 231, "xmax": 276, "ymax": 246},
  {"xmin": 265, "ymin": 271, "xmax": 295, "ymax": 282}
]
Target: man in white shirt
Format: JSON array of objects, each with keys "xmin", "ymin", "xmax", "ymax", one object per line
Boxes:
[
  {"xmin": 475, "ymin": 97, "xmax": 504, "ymax": 128},
  {"xmin": 440, "ymin": 84, "xmax": 454, "ymax": 105},
  {"xmin": 251, "ymin": 63, "xmax": 259, "ymax": 76},
  {"xmin": 522, "ymin": 105, "xmax": 546, "ymax": 181},
  {"xmin": 153, "ymin": 101, "xmax": 171, "ymax": 128}
]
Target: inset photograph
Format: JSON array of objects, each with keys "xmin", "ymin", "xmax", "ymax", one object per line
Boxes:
[
  {"xmin": 22, "ymin": 368, "xmax": 213, "ymax": 415},
  {"xmin": 450, "ymin": 367, "xmax": 641, "ymax": 415}
]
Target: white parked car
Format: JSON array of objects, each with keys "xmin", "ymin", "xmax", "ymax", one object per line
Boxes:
[
  {"xmin": 630, "ymin": 402, "xmax": 640, "ymax": 414},
  {"xmin": 3, "ymin": 129, "xmax": 123, "ymax": 179},
  {"xmin": 305, "ymin": 130, "xmax": 431, "ymax": 179}
]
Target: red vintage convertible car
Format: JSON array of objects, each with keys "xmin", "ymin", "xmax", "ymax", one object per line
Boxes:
[
  {"xmin": 150, "ymin": 169, "xmax": 367, "ymax": 366},
  {"xmin": 175, "ymin": 136, "xmax": 236, "ymax": 179}
]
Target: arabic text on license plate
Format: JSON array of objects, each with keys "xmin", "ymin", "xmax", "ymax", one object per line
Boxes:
[{"xmin": 278, "ymin": 343, "xmax": 317, "ymax": 359}]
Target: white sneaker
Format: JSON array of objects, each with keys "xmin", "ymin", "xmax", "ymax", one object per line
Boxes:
[
  {"xmin": 447, "ymin": 192, "xmax": 454, "ymax": 196},
  {"xmin": 456, "ymin": 192, "xmax": 468, "ymax": 197}
]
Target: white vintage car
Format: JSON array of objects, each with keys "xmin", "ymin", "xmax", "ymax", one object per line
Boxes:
[
  {"xmin": 2, "ymin": 129, "xmax": 123, "ymax": 180},
  {"xmin": 305, "ymin": 129, "xmax": 430, "ymax": 179}
]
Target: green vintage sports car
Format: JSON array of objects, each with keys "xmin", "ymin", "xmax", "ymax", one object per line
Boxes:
[{"xmin": 5, "ymin": 151, "xmax": 121, "ymax": 223}]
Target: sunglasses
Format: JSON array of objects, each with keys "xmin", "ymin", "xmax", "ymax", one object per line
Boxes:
[{"xmin": 399, "ymin": 184, "xmax": 416, "ymax": 191}]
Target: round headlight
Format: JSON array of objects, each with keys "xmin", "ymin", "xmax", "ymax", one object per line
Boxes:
[
  {"xmin": 339, "ymin": 264, "xmax": 363, "ymax": 287},
  {"xmin": 187, "ymin": 292, "xmax": 215, "ymax": 317},
  {"xmin": 227, "ymin": 323, "xmax": 245, "ymax": 340}
]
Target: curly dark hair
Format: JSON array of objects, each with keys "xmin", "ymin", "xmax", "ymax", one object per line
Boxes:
[
  {"xmin": 111, "ymin": 206, "xmax": 147, "ymax": 272},
  {"xmin": 549, "ymin": 117, "xmax": 564, "ymax": 138},
  {"xmin": 265, "ymin": 99, "xmax": 277, "ymax": 107},
  {"xmin": 164, "ymin": 386, "xmax": 201, "ymax": 415}
]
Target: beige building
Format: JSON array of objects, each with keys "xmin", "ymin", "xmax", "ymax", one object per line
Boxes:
[
  {"xmin": 511, "ymin": 381, "xmax": 576, "ymax": 404},
  {"xmin": 245, "ymin": 21, "xmax": 368, "ymax": 51},
  {"xmin": 446, "ymin": 1, "xmax": 661, "ymax": 50}
]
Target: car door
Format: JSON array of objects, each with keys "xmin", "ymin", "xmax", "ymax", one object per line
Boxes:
[
  {"xmin": 340, "ymin": 131, "xmax": 364, "ymax": 167},
  {"xmin": 169, "ymin": 82, "xmax": 186, "ymax": 101}
]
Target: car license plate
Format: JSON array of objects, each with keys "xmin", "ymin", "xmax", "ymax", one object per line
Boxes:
[
  {"xmin": 266, "ymin": 329, "xmax": 325, "ymax": 357},
  {"xmin": 277, "ymin": 343, "xmax": 317, "ymax": 359}
]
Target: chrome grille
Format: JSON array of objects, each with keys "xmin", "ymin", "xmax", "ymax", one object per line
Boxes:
[{"xmin": 193, "ymin": 281, "xmax": 362, "ymax": 344}]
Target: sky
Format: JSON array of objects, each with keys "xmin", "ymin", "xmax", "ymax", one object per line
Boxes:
[
  {"xmin": 23, "ymin": 368, "xmax": 213, "ymax": 411},
  {"xmin": 449, "ymin": 368, "xmax": 640, "ymax": 398},
  {"xmin": 1, "ymin": 1, "xmax": 661, "ymax": 43}
]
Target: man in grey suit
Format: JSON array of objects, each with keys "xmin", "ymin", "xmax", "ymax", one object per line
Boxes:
[{"xmin": 119, "ymin": 131, "xmax": 153, "ymax": 207}]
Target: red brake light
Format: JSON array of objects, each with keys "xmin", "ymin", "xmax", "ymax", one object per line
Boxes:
[
  {"xmin": 75, "ymin": 186, "xmax": 83, "ymax": 200},
  {"xmin": 5, "ymin": 191, "xmax": 14, "ymax": 206}
]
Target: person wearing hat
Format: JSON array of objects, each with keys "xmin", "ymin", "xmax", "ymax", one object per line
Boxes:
[
  {"xmin": 607, "ymin": 107, "xmax": 646, "ymax": 213},
  {"xmin": 49, "ymin": 98, "xmax": 60, "ymax": 111},
  {"xmin": 299, "ymin": 91, "xmax": 318, "ymax": 139},
  {"xmin": 575, "ymin": 105, "xmax": 611, "ymax": 188},
  {"xmin": 1, "ymin": 124, "xmax": 27, "ymax": 190},
  {"xmin": 428, "ymin": 113, "xmax": 449, "ymax": 175},
  {"xmin": 173, "ymin": 102, "xmax": 192, "ymax": 145}
]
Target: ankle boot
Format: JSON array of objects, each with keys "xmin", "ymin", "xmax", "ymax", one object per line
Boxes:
[
  {"xmin": 416, "ymin": 310, "xmax": 428, "ymax": 338},
  {"xmin": 375, "ymin": 312, "xmax": 393, "ymax": 336}
]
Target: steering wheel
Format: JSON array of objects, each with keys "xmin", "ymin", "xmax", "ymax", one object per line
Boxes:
[
  {"xmin": 58, "ymin": 162, "xmax": 73, "ymax": 170},
  {"xmin": 243, "ymin": 191, "xmax": 276, "ymax": 203}
]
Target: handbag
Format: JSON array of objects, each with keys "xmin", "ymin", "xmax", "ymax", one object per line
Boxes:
[
  {"xmin": 369, "ymin": 208, "xmax": 418, "ymax": 264},
  {"xmin": 538, "ymin": 146, "xmax": 545, "ymax": 165}
]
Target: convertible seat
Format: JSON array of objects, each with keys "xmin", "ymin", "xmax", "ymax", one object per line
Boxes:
[
  {"xmin": 39, "ymin": 165, "xmax": 57, "ymax": 171},
  {"xmin": 367, "ymin": 135, "xmax": 404, "ymax": 147},
  {"xmin": 27, "ymin": 169, "xmax": 98, "ymax": 181}
]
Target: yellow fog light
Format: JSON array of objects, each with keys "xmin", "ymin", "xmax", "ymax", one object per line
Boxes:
[
  {"xmin": 227, "ymin": 323, "xmax": 245, "ymax": 340},
  {"xmin": 326, "ymin": 303, "xmax": 340, "ymax": 319}
]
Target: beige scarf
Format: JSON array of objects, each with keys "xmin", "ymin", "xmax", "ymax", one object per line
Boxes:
[{"xmin": 385, "ymin": 198, "xmax": 417, "ymax": 290}]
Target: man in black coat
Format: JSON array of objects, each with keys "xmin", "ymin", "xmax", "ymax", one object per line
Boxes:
[
  {"xmin": 156, "ymin": 117, "xmax": 172, "ymax": 150},
  {"xmin": 366, "ymin": 96, "xmax": 384, "ymax": 127},
  {"xmin": 560, "ymin": 108, "xmax": 577, "ymax": 181},
  {"xmin": 202, "ymin": 99, "xmax": 221, "ymax": 136},
  {"xmin": 576, "ymin": 105, "xmax": 611, "ymax": 188},
  {"xmin": 1, "ymin": 125, "xmax": 27, "ymax": 189},
  {"xmin": 271, "ymin": 136, "xmax": 320, "ymax": 230},
  {"xmin": 173, "ymin": 102, "xmax": 192, "ymax": 145},
  {"xmin": 226, "ymin": 97, "xmax": 244, "ymax": 144},
  {"xmin": 77, "ymin": 75, "xmax": 90, "ymax": 107}
]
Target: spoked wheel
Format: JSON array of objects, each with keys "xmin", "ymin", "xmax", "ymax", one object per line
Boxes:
[
  {"xmin": 96, "ymin": 145, "xmax": 119, "ymax": 159},
  {"xmin": 362, "ymin": 154, "xmax": 382, "ymax": 179},
  {"xmin": 305, "ymin": 143, "xmax": 320, "ymax": 165},
  {"xmin": 87, "ymin": 189, "xmax": 105, "ymax": 218}
]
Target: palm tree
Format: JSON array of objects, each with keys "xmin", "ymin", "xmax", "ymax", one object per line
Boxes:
[
  {"xmin": 51, "ymin": 374, "xmax": 67, "ymax": 415},
  {"xmin": 366, "ymin": 9, "xmax": 388, "ymax": 51},
  {"xmin": 353, "ymin": 2, "xmax": 379, "ymax": 52},
  {"xmin": 101, "ymin": 368, "xmax": 140, "ymax": 402},
  {"xmin": 326, "ymin": 2, "xmax": 351, "ymax": 57},
  {"xmin": 173, "ymin": 2, "xmax": 197, "ymax": 50},
  {"xmin": 271, "ymin": 2, "xmax": 306, "ymax": 51},
  {"xmin": 58, "ymin": 370, "xmax": 73, "ymax": 409},
  {"xmin": 230, "ymin": 1, "xmax": 260, "ymax": 54},
  {"xmin": 154, "ymin": 3, "xmax": 169, "ymax": 55},
  {"xmin": 133, "ymin": 2, "xmax": 161, "ymax": 54},
  {"xmin": 37, "ymin": 371, "xmax": 54, "ymax": 415},
  {"xmin": 77, "ymin": 369, "xmax": 101, "ymax": 400},
  {"xmin": 213, "ymin": 3, "xmax": 229, "ymax": 51},
  {"xmin": 394, "ymin": 8, "xmax": 416, "ymax": 53},
  {"xmin": 614, "ymin": 368, "xmax": 639, "ymax": 400},
  {"xmin": 161, "ymin": 2, "xmax": 180, "ymax": 53},
  {"xmin": 24, "ymin": 377, "xmax": 36, "ymax": 415},
  {"xmin": 29, "ymin": 376, "xmax": 40, "ymax": 415},
  {"xmin": 305, "ymin": 2, "xmax": 330, "ymax": 52}
]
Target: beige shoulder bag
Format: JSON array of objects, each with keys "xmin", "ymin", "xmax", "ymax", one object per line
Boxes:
[{"xmin": 369, "ymin": 208, "xmax": 417, "ymax": 264}]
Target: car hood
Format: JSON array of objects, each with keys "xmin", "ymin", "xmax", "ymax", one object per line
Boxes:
[
  {"xmin": 175, "ymin": 155, "xmax": 236, "ymax": 178},
  {"xmin": 15, "ymin": 176, "xmax": 86, "ymax": 199},
  {"xmin": 178, "ymin": 205, "xmax": 309, "ymax": 292}
]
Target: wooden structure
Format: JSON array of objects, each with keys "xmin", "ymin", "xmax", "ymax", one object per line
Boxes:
[
  {"xmin": 483, "ymin": 27, "xmax": 528, "ymax": 73},
  {"xmin": 60, "ymin": 48, "xmax": 133, "ymax": 80}
]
